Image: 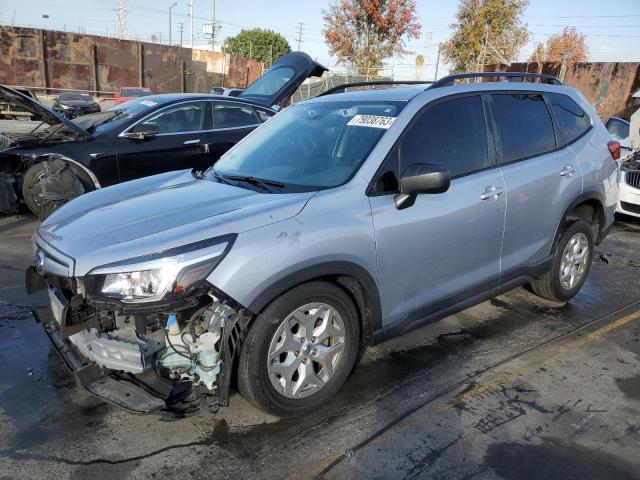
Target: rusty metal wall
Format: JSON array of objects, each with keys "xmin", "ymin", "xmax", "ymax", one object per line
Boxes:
[
  {"xmin": 484, "ymin": 62, "xmax": 640, "ymax": 120},
  {"xmin": 0, "ymin": 26, "xmax": 263, "ymax": 95}
]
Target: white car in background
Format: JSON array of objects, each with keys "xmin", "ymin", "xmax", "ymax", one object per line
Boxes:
[{"xmin": 607, "ymin": 117, "xmax": 640, "ymax": 218}]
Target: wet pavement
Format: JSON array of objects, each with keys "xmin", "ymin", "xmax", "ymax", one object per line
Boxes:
[{"xmin": 1, "ymin": 213, "xmax": 639, "ymax": 479}]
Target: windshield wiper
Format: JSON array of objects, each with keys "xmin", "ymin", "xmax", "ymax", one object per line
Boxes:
[
  {"xmin": 211, "ymin": 170, "xmax": 234, "ymax": 185},
  {"xmin": 220, "ymin": 174, "xmax": 284, "ymax": 193}
]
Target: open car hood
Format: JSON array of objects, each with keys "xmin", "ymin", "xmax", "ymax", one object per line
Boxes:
[
  {"xmin": 0, "ymin": 85, "xmax": 90, "ymax": 139},
  {"xmin": 239, "ymin": 52, "xmax": 327, "ymax": 109}
]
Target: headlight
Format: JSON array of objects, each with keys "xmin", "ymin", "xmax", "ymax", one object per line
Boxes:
[
  {"xmin": 88, "ymin": 234, "xmax": 235, "ymax": 303},
  {"xmin": 59, "ymin": 104, "xmax": 70, "ymax": 110}
]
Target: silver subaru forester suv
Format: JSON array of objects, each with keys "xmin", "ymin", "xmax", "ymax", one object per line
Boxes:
[{"xmin": 28, "ymin": 72, "xmax": 620, "ymax": 416}]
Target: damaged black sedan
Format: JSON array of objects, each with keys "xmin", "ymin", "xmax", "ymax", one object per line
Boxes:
[{"xmin": 0, "ymin": 52, "xmax": 327, "ymax": 219}]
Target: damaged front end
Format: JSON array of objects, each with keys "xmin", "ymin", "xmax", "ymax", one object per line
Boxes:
[{"xmin": 27, "ymin": 234, "xmax": 251, "ymax": 415}]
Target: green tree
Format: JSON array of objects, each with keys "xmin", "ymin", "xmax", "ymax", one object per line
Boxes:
[
  {"xmin": 323, "ymin": 0, "xmax": 421, "ymax": 75},
  {"xmin": 442, "ymin": 0, "xmax": 529, "ymax": 73},
  {"xmin": 226, "ymin": 29, "xmax": 291, "ymax": 65}
]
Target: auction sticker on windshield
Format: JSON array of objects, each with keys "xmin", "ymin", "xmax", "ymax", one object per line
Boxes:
[{"xmin": 347, "ymin": 114, "xmax": 396, "ymax": 129}]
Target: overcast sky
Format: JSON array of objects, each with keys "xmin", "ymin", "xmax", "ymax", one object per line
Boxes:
[{"xmin": 1, "ymin": 0, "xmax": 639, "ymax": 80}]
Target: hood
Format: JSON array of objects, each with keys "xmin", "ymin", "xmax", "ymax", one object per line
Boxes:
[
  {"xmin": 239, "ymin": 52, "xmax": 327, "ymax": 109},
  {"xmin": 37, "ymin": 170, "xmax": 315, "ymax": 276},
  {"xmin": 0, "ymin": 85, "xmax": 90, "ymax": 142}
]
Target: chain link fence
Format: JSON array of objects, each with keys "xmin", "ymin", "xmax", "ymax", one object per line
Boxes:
[{"xmin": 291, "ymin": 73, "xmax": 393, "ymax": 103}]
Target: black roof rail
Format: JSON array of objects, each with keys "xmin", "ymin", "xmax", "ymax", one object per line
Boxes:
[
  {"xmin": 430, "ymin": 71, "xmax": 563, "ymax": 89},
  {"xmin": 318, "ymin": 80, "xmax": 434, "ymax": 97}
]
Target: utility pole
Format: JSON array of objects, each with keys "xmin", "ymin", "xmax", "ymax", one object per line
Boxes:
[
  {"xmin": 169, "ymin": 2, "xmax": 177, "ymax": 46},
  {"xmin": 211, "ymin": 0, "xmax": 216, "ymax": 51},
  {"xmin": 420, "ymin": 31, "xmax": 432, "ymax": 82},
  {"xmin": 178, "ymin": 22, "xmax": 184, "ymax": 47},
  {"xmin": 434, "ymin": 43, "xmax": 441, "ymax": 80},
  {"xmin": 189, "ymin": 0, "xmax": 194, "ymax": 48},
  {"xmin": 296, "ymin": 22, "xmax": 304, "ymax": 51}
]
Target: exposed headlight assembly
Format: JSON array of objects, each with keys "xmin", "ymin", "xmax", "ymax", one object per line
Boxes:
[{"xmin": 88, "ymin": 234, "xmax": 235, "ymax": 303}]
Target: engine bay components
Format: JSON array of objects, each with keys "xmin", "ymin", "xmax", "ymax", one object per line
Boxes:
[
  {"xmin": 157, "ymin": 311, "xmax": 223, "ymax": 390},
  {"xmin": 48, "ymin": 289, "xmax": 238, "ymax": 413}
]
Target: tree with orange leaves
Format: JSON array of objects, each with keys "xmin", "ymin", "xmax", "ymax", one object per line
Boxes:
[
  {"xmin": 528, "ymin": 27, "xmax": 589, "ymax": 63},
  {"xmin": 322, "ymin": 0, "xmax": 421, "ymax": 75}
]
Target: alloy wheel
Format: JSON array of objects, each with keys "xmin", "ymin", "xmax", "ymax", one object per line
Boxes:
[{"xmin": 267, "ymin": 302, "xmax": 346, "ymax": 399}]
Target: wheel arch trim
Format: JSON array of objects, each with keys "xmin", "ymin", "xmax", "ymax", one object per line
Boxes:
[
  {"xmin": 245, "ymin": 261, "xmax": 383, "ymax": 346},
  {"xmin": 552, "ymin": 190, "xmax": 606, "ymax": 252},
  {"xmin": 32, "ymin": 154, "xmax": 101, "ymax": 189}
]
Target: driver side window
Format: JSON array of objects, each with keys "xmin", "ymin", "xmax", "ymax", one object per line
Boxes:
[
  {"xmin": 370, "ymin": 95, "xmax": 489, "ymax": 194},
  {"xmin": 133, "ymin": 102, "xmax": 206, "ymax": 134}
]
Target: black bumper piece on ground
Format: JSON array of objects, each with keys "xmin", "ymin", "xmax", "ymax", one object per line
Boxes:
[{"xmin": 33, "ymin": 306, "xmax": 169, "ymax": 414}]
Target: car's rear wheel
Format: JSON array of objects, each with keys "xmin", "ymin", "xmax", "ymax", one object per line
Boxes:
[
  {"xmin": 237, "ymin": 281, "xmax": 360, "ymax": 417},
  {"xmin": 530, "ymin": 219, "xmax": 594, "ymax": 302}
]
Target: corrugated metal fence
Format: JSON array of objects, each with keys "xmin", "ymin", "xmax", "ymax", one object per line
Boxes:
[
  {"xmin": 0, "ymin": 26, "xmax": 264, "ymax": 96},
  {"xmin": 484, "ymin": 62, "xmax": 640, "ymax": 121}
]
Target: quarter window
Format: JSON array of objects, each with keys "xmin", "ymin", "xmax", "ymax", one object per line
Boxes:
[
  {"xmin": 492, "ymin": 94, "xmax": 556, "ymax": 163},
  {"xmin": 132, "ymin": 102, "xmax": 205, "ymax": 134},
  {"xmin": 402, "ymin": 95, "xmax": 489, "ymax": 178},
  {"xmin": 547, "ymin": 93, "xmax": 592, "ymax": 145},
  {"xmin": 254, "ymin": 107, "xmax": 275, "ymax": 123},
  {"xmin": 212, "ymin": 103, "xmax": 260, "ymax": 128}
]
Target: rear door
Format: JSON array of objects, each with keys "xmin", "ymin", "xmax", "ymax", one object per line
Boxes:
[
  {"xmin": 369, "ymin": 94, "xmax": 506, "ymax": 330},
  {"xmin": 493, "ymin": 92, "xmax": 583, "ymax": 281},
  {"xmin": 116, "ymin": 100, "xmax": 211, "ymax": 181},
  {"xmin": 199, "ymin": 101, "xmax": 275, "ymax": 170}
]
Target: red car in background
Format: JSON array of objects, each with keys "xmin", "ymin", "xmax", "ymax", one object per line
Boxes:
[{"xmin": 114, "ymin": 87, "xmax": 152, "ymax": 105}]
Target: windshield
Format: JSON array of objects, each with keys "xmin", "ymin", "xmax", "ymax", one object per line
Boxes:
[
  {"xmin": 211, "ymin": 100, "xmax": 404, "ymax": 191},
  {"xmin": 59, "ymin": 92, "xmax": 93, "ymax": 102},
  {"xmin": 72, "ymin": 97, "xmax": 159, "ymax": 134},
  {"xmin": 121, "ymin": 88, "xmax": 151, "ymax": 97}
]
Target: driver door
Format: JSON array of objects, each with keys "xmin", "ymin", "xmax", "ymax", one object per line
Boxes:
[
  {"xmin": 369, "ymin": 94, "xmax": 506, "ymax": 330},
  {"xmin": 116, "ymin": 101, "xmax": 211, "ymax": 181}
]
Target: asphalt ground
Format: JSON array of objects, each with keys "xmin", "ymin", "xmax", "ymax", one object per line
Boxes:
[{"xmin": 0, "ymin": 213, "xmax": 639, "ymax": 479}]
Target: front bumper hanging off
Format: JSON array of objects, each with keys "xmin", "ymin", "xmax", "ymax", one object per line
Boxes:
[
  {"xmin": 33, "ymin": 306, "xmax": 170, "ymax": 414},
  {"xmin": 28, "ymin": 265, "xmax": 251, "ymax": 415}
]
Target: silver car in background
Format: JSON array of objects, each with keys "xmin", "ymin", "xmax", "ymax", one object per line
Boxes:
[{"xmin": 28, "ymin": 72, "xmax": 619, "ymax": 416}]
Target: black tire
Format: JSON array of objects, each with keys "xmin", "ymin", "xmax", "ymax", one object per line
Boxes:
[
  {"xmin": 21, "ymin": 162, "xmax": 89, "ymax": 220},
  {"xmin": 237, "ymin": 281, "xmax": 360, "ymax": 417},
  {"xmin": 530, "ymin": 219, "xmax": 594, "ymax": 302}
]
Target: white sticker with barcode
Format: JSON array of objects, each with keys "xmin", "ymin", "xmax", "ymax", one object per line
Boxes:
[{"xmin": 347, "ymin": 114, "xmax": 396, "ymax": 129}]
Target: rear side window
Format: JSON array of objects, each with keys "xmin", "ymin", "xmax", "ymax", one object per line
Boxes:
[
  {"xmin": 212, "ymin": 103, "xmax": 260, "ymax": 128},
  {"xmin": 401, "ymin": 95, "xmax": 489, "ymax": 178},
  {"xmin": 492, "ymin": 94, "xmax": 556, "ymax": 163},
  {"xmin": 547, "ymin": 93, "xmax": 591, "ymax": 145}
]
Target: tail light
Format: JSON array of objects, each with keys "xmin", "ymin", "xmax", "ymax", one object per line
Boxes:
[{"xmin": 607, "ymin": 140, "xmax": 621, "ymax": 161}]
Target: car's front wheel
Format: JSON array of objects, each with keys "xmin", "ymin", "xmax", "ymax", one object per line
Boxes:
[
  {"xmin": 237, "ymin": 281, "xmax": 360, "ymax": 417},
  {"xmin": 22, "ymin": 161, "xmax": 89, "ymax": 220}
]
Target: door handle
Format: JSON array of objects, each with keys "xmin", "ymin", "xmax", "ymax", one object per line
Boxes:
[
  {"xmin": 183, "ymin": 139, "xmax": 201, "ymax": 145},
  {"xmin": 560, "ymin": 164, "xmax": 576, "ymax": 176},
  {"xmin": 480, "ymin": 186, "xmax": 504, "ymax": 200}
]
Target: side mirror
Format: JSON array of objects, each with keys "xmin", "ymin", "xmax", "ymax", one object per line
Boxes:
[{"xmin": 395, "ymin": 163, "xmax": 451, "ymax": 210}]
